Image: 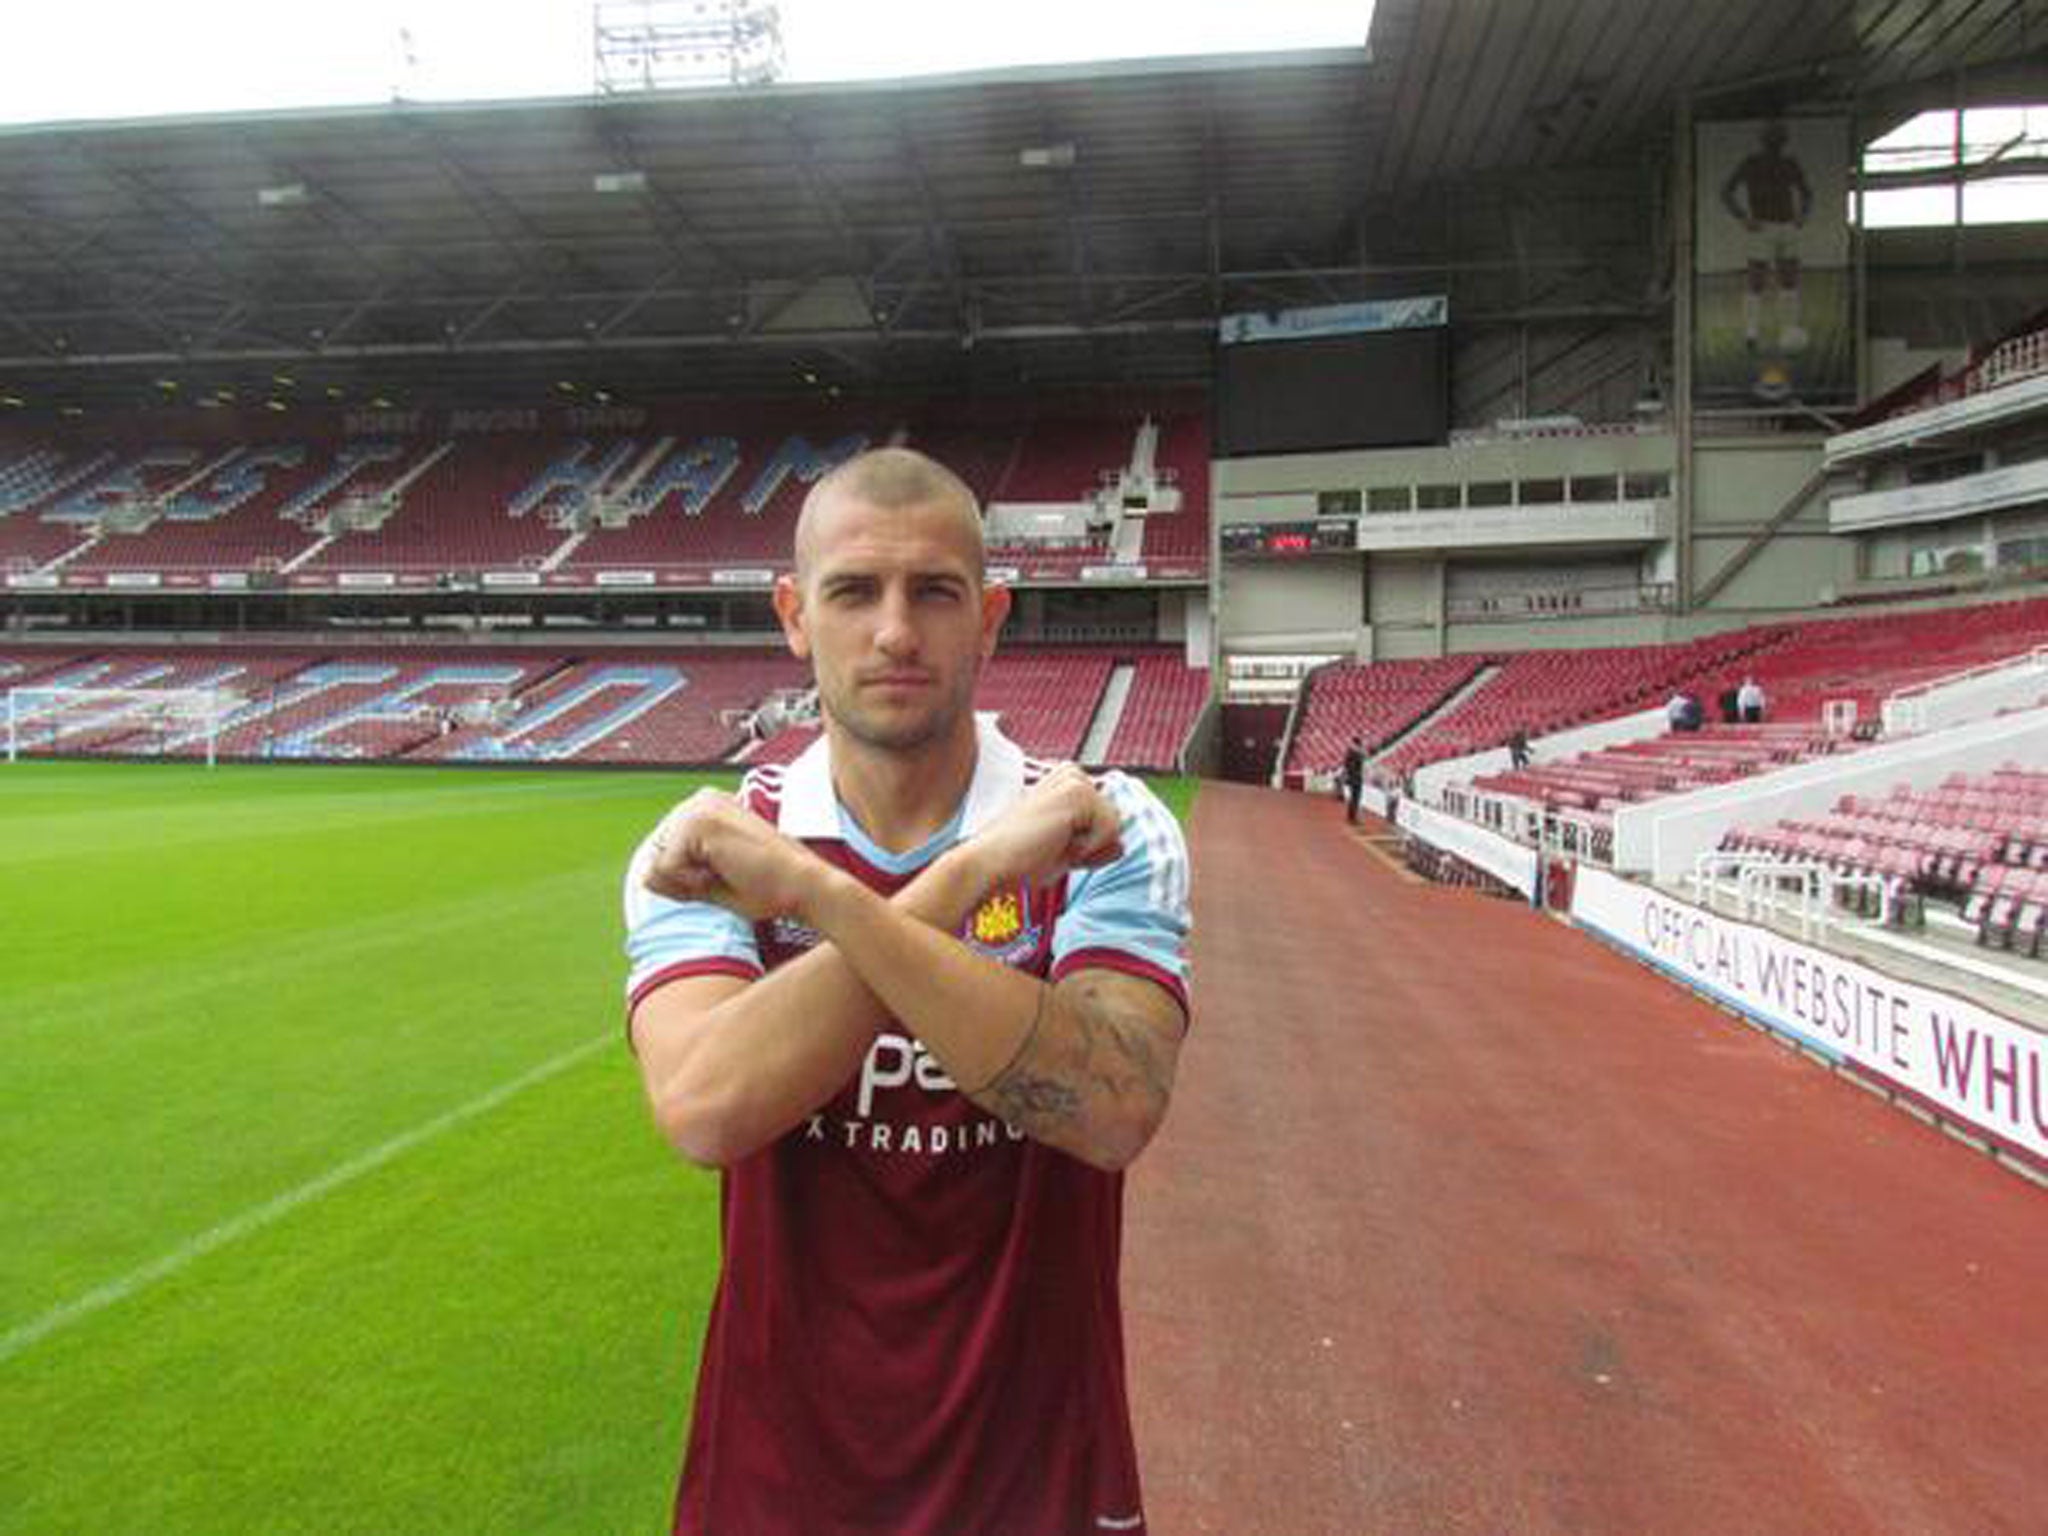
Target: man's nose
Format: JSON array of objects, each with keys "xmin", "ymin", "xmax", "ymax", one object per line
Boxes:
[{"xmin": 874, "ymin": 592, "xmax": 918, "ymax": 657}]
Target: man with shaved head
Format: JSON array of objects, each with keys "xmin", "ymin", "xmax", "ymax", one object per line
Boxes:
[{"xmin": 623, "ymin": 446, "xmax": 1192, "ymax": 1536}]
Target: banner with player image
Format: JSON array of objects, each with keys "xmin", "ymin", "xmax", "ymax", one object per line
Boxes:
[{"xmin": 1695, "ymin": 117, "xmax": 1852, "ymax": 405}]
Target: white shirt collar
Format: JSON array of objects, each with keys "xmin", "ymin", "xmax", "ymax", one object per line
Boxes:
[{"xmin": 776, "ymin": 712, "xmax": 1027, "ymax": 840}]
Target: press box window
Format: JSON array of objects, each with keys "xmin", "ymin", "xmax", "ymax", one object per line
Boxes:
[
  {"xmin": 1416, "ymin": 483, "xmax": 1461, "ymax": 510},
  {"xmin": 1466, "ymin": 481, "xmax": 1513, "ymax": 508},
  {"xmin": 1366, "ymin": 486, "xmax": 1413, "ymax": 513}
]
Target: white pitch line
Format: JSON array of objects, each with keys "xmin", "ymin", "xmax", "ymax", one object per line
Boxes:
[{"xmin": 0, "ymin": 1033, "xmax": 612, "ymax": 1367}]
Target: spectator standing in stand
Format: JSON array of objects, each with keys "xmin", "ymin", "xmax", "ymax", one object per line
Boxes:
[
  {"xmin": 1341, "ymin": 736, "xmax": 1366, "ymax": 824},
  {"xmin": 1738, "ymin": 675, "xmax": 1767, "ymax": 723}
]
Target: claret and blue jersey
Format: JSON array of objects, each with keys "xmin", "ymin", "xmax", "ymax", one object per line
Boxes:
[{"xmin": 621, "ymin": 717, "xmax": 1191, "ymax": 1536}]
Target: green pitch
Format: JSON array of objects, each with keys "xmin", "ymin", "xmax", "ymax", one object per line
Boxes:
[{"xmin": 0, "ymin": 760, "xmax": 1198, "ymax": 1533}]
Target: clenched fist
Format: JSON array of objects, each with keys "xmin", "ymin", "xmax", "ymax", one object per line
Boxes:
[
  {"xmin": 643, "ymin": 789, "xmax": 826, "ymax": 922},
  {"xmin": 964, "ymin": 763, "xmax": 1123, "ymax": 893}
]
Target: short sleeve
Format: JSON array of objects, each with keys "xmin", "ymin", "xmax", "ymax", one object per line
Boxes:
[
  {"xmin": 1049, "ymin": 772, "xmax": 1192, "ymax": 1017},
  {"xmin": 621, "ymin": 829, "xmax": 762, "ymax": 1014}
]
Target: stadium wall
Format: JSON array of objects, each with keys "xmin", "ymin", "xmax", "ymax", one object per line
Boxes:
[
  {"xmin": 1210, "ymin": 425, "xmax": 1994, "ymax": 660},
  {"xmin": 1441, "ymin": 613, "xmax": 1669, "ymax": 652},
  {"xmin": 1214, "ymin": 430, "xmax": 1864, "ymax": 657},
  {"xmin": 1212, "ymin": 434, "xmax": 1679, "ymax": 517},
  {"xmin": 1215, "ymin": 563, "xmax": 1363, "ymax": 655},
  {"xmin": 1689, "ymin": 436, "xmax": 1844, "ymax": 610},
  {"xmin": 1367, "ymin": 557, "xmax": 1442, "ymax": 659}
]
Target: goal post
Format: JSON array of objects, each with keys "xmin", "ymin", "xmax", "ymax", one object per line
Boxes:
[{"xmin": 4, "ymin": 685, "xmax": 243, "ymax": 768}]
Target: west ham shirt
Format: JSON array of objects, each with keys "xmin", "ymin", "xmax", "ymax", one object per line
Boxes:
[{"xmin": 622, "ymin": 718, "xmax": 1191, "ymax": 1536}]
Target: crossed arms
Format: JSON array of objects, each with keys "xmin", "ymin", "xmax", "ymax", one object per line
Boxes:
[{"xmin": 628, "ymin": 766, "xmax": 1188, "ymax": 1172}]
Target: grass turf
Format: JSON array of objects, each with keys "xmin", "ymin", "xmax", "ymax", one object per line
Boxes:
[{"xmin": 0, "ymin": 760, "xmax": 1197, "ymax": 1532}]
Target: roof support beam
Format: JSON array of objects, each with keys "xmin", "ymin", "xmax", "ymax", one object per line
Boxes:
[
  {"xmin": 890, "ymin": 114, "xmax": 973, "ymax": 339},
  {"xmin": 776, "ymin": 111, "xmax": 880, "ymax": 323}
]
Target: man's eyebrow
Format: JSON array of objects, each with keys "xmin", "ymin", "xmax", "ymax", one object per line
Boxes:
[{"xmin": 816, "ymin": 567, "xmax": 971, "ymax": 589}]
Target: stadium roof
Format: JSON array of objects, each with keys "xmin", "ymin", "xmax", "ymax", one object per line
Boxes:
[{"xmin": 1, "ymin": 1, "xmax": 2042, "ymax": 414}]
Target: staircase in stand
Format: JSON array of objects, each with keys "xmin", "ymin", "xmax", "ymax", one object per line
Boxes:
[
  {"xmin": 1368, "ymin": 663, "xmax": 1501, "ymax": 765},
  {"xmin": 1079, "ymin": 662, "xmax": 1136, "ymax": 766}
]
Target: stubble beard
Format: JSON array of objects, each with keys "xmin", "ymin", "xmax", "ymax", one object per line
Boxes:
[{"xmin": 819, "ymin": 665, "xmax": 977, "ymax": 755}]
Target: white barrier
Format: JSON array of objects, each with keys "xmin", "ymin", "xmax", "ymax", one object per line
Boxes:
[
  {"xmin": 1882, "ymin": 647, "xmax": 2048, "ymax": 736},
  {"xmin": 1396, "ymin": 795, "xmax": 1540, "ymax": 900},
  {"xmin": 1613, "ymin": 704, "xmax": 2048, "ymax": 883},
  {"xmin": 1572, "ymin": 868, "xmax": 2047, "ymax": 1175}
]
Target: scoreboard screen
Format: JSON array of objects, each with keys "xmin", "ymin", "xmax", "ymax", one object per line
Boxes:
[
  {"xmin": 1221, "ymin": 519, "xmax": 1357, "ymax": 557},
  {"xmin": 1215, "ymin": 328, "xmax": 1449, "ymax": 456}
]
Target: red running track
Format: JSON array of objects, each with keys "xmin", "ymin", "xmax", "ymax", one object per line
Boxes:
[{"xmin": 1124, "ymin": 783, "xmax": 2046, "ymax": 1535}]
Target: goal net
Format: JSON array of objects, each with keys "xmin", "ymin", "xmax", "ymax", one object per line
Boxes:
[{"xmin": 4, "ymin": 685, "xmax": 244, "ymax": 767}]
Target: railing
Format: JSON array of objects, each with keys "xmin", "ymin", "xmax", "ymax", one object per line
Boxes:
[
  {"xmin": 1445, "ymin": 783, "xmax": 1617, "ymax": 866},
  {"xmin": 1448, "ymin": 420, "xmax": 1655, "ymax": 445},
  {"xmin": 1877, "ymin": 322, "xmax": 2048, "ymax": 423},
  {"xmin": 1686, "ymin": 850, "xmax": 1896, "ymax": 941},
  {"xmin": 1971, "ymin": 328, "xmax": 2048, "ymax": 393},
  {"xmin": 1541, "ymin": 809, "xmax": 1612, "ymax": 865}
]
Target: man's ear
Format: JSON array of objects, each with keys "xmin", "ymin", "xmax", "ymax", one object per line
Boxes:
[
  {"xmin": 979, "ymin": 581, "xmax": 1013, "ymax": 659},
  {"xmin": 773, "ymin": 575, "xmax": 810, "ymax": 660}
]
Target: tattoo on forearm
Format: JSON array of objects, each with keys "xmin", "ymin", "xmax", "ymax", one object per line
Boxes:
[
  {"xmin": 979, "ymin": 974, "xmax": 1172, "ymax": 1144},
  {"xmin": 987, "ymin": 1072, "xmax": 1083, "ymax": 1123}
]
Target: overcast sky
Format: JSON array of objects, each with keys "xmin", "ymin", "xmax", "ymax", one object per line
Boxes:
[{"xmin": 0, "ymin": 1, "xmax": 1371, "ymax": 125}]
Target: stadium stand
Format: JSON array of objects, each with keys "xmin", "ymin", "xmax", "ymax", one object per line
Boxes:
[
  {"xmin": 1102, "ymin": 650, "xmax": 1210, "ymax": 771},
  {"xmin": 743, "ymin": 647, "xmax": 1210, "ymax": 768},
  {"xmin": 994, "ymin": 418, "xmax": 1141, "ymax": 505},
  {"xmin": 1374, "ymin": 633, "xmax": 1775, "ymax": 781},
  {"xmin": 1285, "ymin": 656, "xmax": 1485, "ymax": 776},
  {"xmin": 63, "ymin": 446, "xmax": 332, "ymax": 572},
  {"xmin": 562, "ymin": 425, "xmax": 885, "ymax": 575},
  {"xmin": 1472, "ymin": 721, "xmax": 1851, "ymax": 815},
  {"xmin": 1719, "ymin": 766, "xmax": 2048, "ymax": 954},
  {"xmin": 743, "ymin": 725, "xmax": 822, "ymax": 767},
  {"xmin": 973, "ymin": 649, "xmax": 1118, "ymax": 760},
  {"xmin": 3, "ymin": 643, "xmax": 1205, "ymax": 769},
  {"xmin": 478, "ymin": 650, "xmax": 809, "ymax": 764},
  {"xmin": 1696, "ymin": 597, "xmax": 2048, "ymax": 727},
  {"xmin": 2, "ymin": 410, "xmax": 1207, "ymax": 582},
  {"xmin": 1139, "ymin": 415, "xmax": 1212, "ymax": 569},
  {"xmin": 302, "ymin": 439, "xmax": 560, "ymax": 572},
  {"xmin": 0, "ymin": 648, "xmax": 93, "ymax": 688},
  {"xmin": 1303, "ymin": 595, "xmax": 2048, "ymax": 799}
]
